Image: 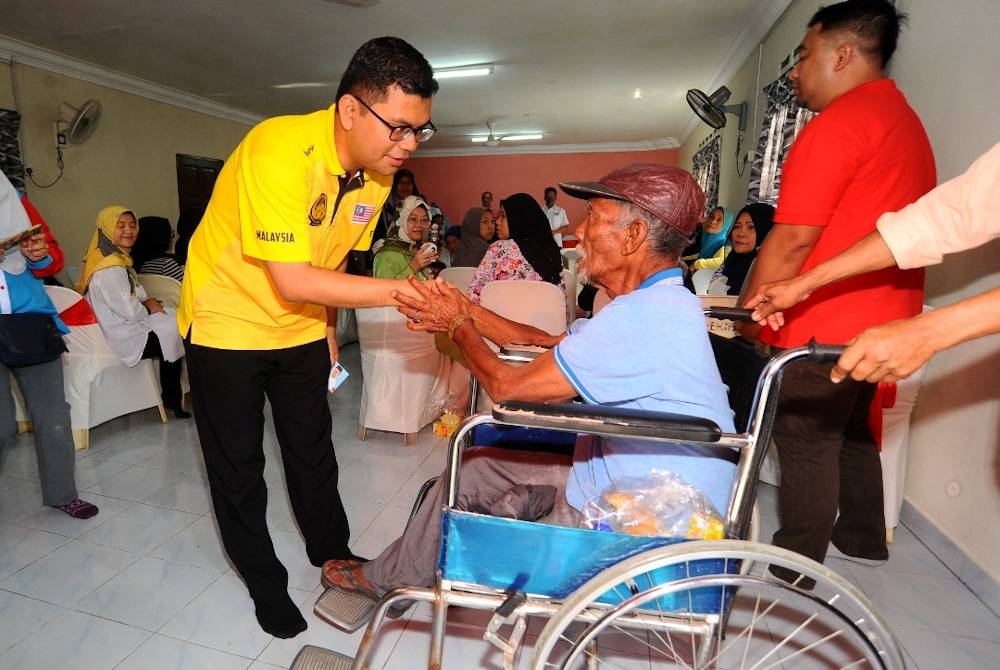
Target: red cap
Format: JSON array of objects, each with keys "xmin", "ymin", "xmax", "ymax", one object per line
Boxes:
[{"xmin": 559, "ymin": 163, "xmax": 705, "ymax": 236}]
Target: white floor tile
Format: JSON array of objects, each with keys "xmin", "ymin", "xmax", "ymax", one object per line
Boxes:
[
  {"xmin": 0, "ymin": 589, "xmax": 64, "ymax": 652},
  {"xmin": 893, "ymin": 624, "xmax": 1000, "ymax": 670},
  {"xmin": 0, "ymin": 538, "xmax": 138, "ymax": 607},
  {"xmin": 159, "ymin": 574, "xmax": 299, "ymax": 659},
  {"xmin": 116, "ymin": 634, "xmax": 254, "ymax": 670},
  {"xmin": 150, "ymin": 516, "xmax": 234, "ymax": 573},
  {"xmin": 140, "ymin": 442, "xmax": 209, "ymax": 478},
  {"xmin": 72, "ymin": 456, "xmax": 132, "ymax": 490},
  {"xmin": 0, "ymin": 474, "xmax": 25, "ymax": 493},
  {"xmin": 73, "ymin": 555, "xmax": 220, "ymax": 631},
  {"xmin": 91, "ymin": 436, "xmax": 171, "ymax": 465},
  {"xmin": 0, "ymin": 525, "xmax": 71, "ymax": 581},
  {"xmin": 85, "ymin": 464, "xmax": 189, "ymax": 503},
  {"xmin": 80, "ymin": 502, "xmax": 199, "ymax": 554},
  {"xmin": 847, "ymin": 566, "xmax": 1000, "ymax": 643},
  {"xmin": 349, "ymin": 505, "xmax": 410, "ymax": 560},
  {"xmin": 271, "ymin": 529, "xmax": 323, "ymax": 592},
  {"xmin": 0, "ymin": 480, "xmax": 45, "ymax": 526},
  {"xmin": 0, "ymin": 608, "xmax": 149, "ymax": 669},
  {"xmin": 16, "ymin": 492, "xmax": 135, "ymax": 539},
  {"xmin": 0, "ymin": 436, "xmax": 40, "ymax": 481},
  {"xmin": 142, "ymin": 472, "xmax": 214, "ymax": 515}
]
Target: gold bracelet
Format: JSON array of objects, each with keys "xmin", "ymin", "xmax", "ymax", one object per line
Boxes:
[{"xmin": 448, "ymin": 312, "xmax": 471, "ymax": 340}]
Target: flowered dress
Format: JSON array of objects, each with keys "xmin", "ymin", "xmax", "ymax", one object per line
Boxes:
[{"xmin": 468, "ymin": 240, "xmax": 567, "ymax": 317}]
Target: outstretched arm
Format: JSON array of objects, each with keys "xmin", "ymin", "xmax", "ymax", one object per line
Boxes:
[{"xmin": 832, "ymin": 285, "xmax": 1000, "ymax": 383}]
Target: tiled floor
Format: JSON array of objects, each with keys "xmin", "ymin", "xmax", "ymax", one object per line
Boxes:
[{"xmin": 1, "ymin": 342, "xmax": 998, "ymax": 669}]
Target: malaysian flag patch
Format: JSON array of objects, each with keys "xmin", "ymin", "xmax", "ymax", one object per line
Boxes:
[{"xmin": 352, "ymin": 204, "xmax": 375, "ymax": 224}]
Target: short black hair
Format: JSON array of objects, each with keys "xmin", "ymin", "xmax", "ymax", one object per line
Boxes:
[
  {"xmin": 336, "ymin": 36, "xmax": 438, "ymax": 104},
  {"xmin": 544, "ymin": 187, "xmax": 557, "ymax": 197},
  {"xmin": 808, "ymin": 0, "xmax": 907, "ymax": 67}
]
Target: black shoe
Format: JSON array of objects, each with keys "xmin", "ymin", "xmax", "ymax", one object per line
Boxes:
[{"xmin": 167, "ymin": 405, "xmax": 192, "ymax": 419}]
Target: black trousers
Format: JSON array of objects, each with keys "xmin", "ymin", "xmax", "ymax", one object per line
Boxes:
[
  {"xmin": 141, "ymin": 332, "xmax": 183, "ymax": 409},
  {"xmin": 770, "ymin": 360, "xmax": 884, "ymax": 564},
  {"xmin": 184, "ymin": 337, "xmax": 351, "ymax": 603}
]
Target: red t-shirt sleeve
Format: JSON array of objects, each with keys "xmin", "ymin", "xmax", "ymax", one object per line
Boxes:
[
  {"xmin": 21, "ymin": 195, "xmax": 65, "ymax": 277},
  {"xmin": 774, "ymin": 115, "xmax": 866, "ymax": 227}
]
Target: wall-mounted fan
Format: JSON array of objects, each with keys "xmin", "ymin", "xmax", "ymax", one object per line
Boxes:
[
  {"xmin": 54, "ymin": 99, "xmax": 102, "ymax": 147},
  {"xmin": 685, "ymin": 86, "xmax": 746, "ymax": 131}
]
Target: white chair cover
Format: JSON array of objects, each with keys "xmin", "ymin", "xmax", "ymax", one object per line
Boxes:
[
  {"xmin": 439, "ymin": 266, "xmax": 477, "ymax": 296},
  {"xmin": 691, "ymin": 267, "xmax": 715, "ymax": 295},
  {"xmin": 137, "ymin": 273, "xmax": 181, "ymax": 308},
  {"xmin": 479, "ymin": 280, "xmax": 567, "ymax": 337},
  {"xmin": 473, "ymin": 280, "xmax": 568, "ymax": 411},
  {"xmin": 44, "ymin": 286, "xmax": 163, "ymax": 448},
  {"xmin": 356, "ymin": 306, "xmax": 450, "ymax": 436},
  {"xmin": 562, "ymin": 269, "xmax": 577, "ymax": 326}
]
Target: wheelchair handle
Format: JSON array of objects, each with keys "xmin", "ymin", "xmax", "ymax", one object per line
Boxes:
[
  {"xmin": 703, "ymin": 307, "xmax": 754, "ymax": 322},
  {"xmin": 807, "ymin": 339, "xmax": 846, "ymax": 363}
]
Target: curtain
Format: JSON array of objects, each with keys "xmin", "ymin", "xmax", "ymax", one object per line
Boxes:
[
  {"xmin": 692, "ymin": 133, "xmax": 722, "ymax": 213},
  {"xmin": 745, "ymin": 72, "xmax": 815, "ymax": 205},
  {"xmin": 0, "ymin": 109, "xmax": 25, "ymax": 189}
]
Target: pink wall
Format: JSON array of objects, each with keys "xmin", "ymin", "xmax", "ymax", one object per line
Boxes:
[{"xmin": 406, "ymin": 149, "xmax": 678, "ymax": 233}]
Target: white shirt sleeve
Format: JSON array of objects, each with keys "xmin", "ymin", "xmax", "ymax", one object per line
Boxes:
[{"xmin": 877, "ymin": 142, "xmax": 1000, "ymax": 269}]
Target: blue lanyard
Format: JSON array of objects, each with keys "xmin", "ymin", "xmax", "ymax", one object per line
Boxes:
[{"xmin": 637, "ymin": 267, "xmax": 683, "ymax": 290}]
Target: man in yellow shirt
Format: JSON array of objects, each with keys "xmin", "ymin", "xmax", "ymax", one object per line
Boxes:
[{"xmin": 178, "ymin": 37, "xmax": 438, "ymax": 638}]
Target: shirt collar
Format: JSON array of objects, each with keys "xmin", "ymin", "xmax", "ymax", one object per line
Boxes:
[{"xmin": 638, "ymin": 267, "xmax": 683, "ymax": 289}]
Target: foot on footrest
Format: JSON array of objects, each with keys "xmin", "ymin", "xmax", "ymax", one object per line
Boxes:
[
  {"xmin": 290, "ymin": 644, "xmax": 354, "ymax": 670},
  {"xmin": 314, "ymin": 587, "xmax": 377, "ymax": 632}
]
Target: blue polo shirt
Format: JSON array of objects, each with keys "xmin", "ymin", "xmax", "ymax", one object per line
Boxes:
[{"xmin": 553, "ymin": 268, "xmax": 736, "ymax": 514}]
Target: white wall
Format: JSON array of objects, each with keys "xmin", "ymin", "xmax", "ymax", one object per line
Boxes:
[
  {"xmin": 0, "ymin": 62, "xmax": 251, "ymax": 281},
  {"xmin": 682, "ymin": 0, "xmax": 1000, "ymax": 581}
]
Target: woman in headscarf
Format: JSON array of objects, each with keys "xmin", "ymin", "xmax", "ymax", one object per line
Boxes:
[
  {"xmin": 713, "ymin": 203, "xmax": 776, "ymax": 296},
  {"xmin": 76, "ymin": 206, "xmax": 189, "ymax": 418},
  {"xmin": 468, "ymin": 192, "xmax": 565, "ymax": 305},
  {"xmin": 131, "ymin": 215, "xmax": 184, "ymax": 280},
  {"xmin": 452, "ymin": 206, "xmax": 494, "ymax": 268},
  {"xmin": 689, "ymin": 206, "xmax": 734, "ymax": 272},
  {"xmin": 372, "ymin": 195, "xmax": 439, "ymax": 279},
  {"xmin": 0, "ymin": 173, "xmax": 98, "ymax": 519}
]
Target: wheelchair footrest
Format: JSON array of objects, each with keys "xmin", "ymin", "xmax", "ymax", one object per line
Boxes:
[
  {"xmin": 289, "ymin": 644, "xmax": 354, "ymax": 670},
  {"xmin": 484, "ymin": 591, "xmax": 529, "ymax": 670},
  {"xmin": 314, "ymin": 587, "xmax": 377, "ymax": 632}
]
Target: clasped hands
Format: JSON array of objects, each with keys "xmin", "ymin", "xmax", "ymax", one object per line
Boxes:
[{"xmin": 394, "ymin": 275, "xmax": 470, "ymax": 334}]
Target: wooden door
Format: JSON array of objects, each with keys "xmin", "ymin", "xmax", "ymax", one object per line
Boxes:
[{"xmin": 176, "ymin": 154, "xmax": 223, "ymax": 214}]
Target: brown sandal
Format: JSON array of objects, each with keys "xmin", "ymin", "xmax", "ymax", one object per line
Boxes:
[{"xmin": 321, "ymin": 561, "xmax": 381, "ymax": 600}]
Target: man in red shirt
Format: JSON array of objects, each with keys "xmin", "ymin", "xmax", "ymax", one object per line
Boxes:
[{"xmin": 741, "ymin": 0, "xmax": 935, "ymax": 578}]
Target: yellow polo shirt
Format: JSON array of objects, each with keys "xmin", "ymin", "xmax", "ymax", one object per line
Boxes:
[{"xmin": 178, "ymin": 104, "xmax": 391, "ymax": 350}]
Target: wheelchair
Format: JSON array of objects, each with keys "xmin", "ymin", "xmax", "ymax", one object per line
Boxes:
[{"xmin": 295, "ymin": 309, "xmax": 903, "ymax": 669}]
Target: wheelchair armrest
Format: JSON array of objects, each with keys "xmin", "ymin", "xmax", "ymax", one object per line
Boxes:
[
  {"xmin": 492, "ymin": 400, "xmax": 722, "ymax": 443},
  {"xmin": 498, "ymin": 345, "xmax": 545, "ymax": 363}
]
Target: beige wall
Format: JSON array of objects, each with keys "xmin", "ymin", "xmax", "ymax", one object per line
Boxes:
[
  {"xmin": 681, "ymin": 0, "xmax": 1000, "ymax": 580},
  {"xmin": 0, "ymin": 62, "xmax": 250, "ymax": 281}
]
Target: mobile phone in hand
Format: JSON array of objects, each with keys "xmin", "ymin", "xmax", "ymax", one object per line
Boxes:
[{"xmin": 328, "ymin": 361, "xmax": 350, "ymax": 393}]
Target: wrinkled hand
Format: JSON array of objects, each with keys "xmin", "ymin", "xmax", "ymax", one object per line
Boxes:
[
  {"xmin": 831, "ymin": 319, "xmax": 934, "ymax": 383},
  {"xmin": 744, "ymin": 276, "xmax": 814, "ymax": 331},
  {"xmin": 143, "ymin": 298, "xmax": 165, "ymax": 314},
  {"xmin": 19, "ymin": 232, "xmax": 49, "ymax": 263},
  {"xmin": 394, "ymin": 275, "xmax": 470, "ymax": 333}
]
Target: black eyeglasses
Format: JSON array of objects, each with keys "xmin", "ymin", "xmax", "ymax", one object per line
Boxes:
[{"xmin": 353, "ymin": 95, "xmax": 436, "ymax": 143}]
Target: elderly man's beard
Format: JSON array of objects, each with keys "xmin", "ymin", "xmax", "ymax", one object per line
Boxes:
[{"xmin": 576, "ymin": 248, "xmax": 591, "ymax": 284}]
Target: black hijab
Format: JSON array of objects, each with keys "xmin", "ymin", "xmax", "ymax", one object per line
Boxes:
[
  {"xmin": 500, "ymin": 193, "xmax": 563, "ymax": 285},
  {"xmin": 719, "ymin": 203, "xmax": 775, "ymax": 296},
  {"xmin": 131, "ymin": 215, "xmax": 173, "ymax": 271}
]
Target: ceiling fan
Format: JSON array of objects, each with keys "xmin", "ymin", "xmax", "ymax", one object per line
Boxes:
[{"xmin": 471, "ymin": 121, "xmax": 543, "ymax": 146}]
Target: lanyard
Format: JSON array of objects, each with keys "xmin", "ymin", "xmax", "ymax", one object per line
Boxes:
[{"xmin": 637, "ymin": 267, "xmax": 683, "ymax": 290}]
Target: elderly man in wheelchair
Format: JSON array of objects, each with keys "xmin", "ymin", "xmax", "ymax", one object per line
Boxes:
[
  {"xmin": 321, "ymin": 163, "xmax": 736, "ymax": 600},
  {"xmin": 308, "ymin": 163, "xmax": 901, "ymax": 670}
]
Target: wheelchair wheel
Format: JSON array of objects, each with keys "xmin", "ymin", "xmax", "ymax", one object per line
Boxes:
[{"xmin": 530, "ymin": 540, "xmax": 902, "ymax": 670}]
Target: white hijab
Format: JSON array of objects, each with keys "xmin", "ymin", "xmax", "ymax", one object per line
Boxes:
[
  {"xmin": 393, "ymin": 195, "xmax": 429, "ymax": 244},
  {"xmin": 0, "ymin": 173, "xmax": 30, "ymax": 275}
]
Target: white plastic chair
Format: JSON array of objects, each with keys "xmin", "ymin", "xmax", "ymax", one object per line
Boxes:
[
  {"xmin": 691, "ymin": 267, "xmax": 715, "ymax": 295},
  {"xmin": 562, "ymin": 269, "xmax": 577, "ymax": 326},
  {"xmin": 137, "ymin": 273, "xmax": 181, "ymax": 308},
  {"xmin": 471, "ymin": 280, "xmax": 569, "ymax": 412},
  {"xmin": 44, "ymin": 286, "xmax": 165, "ymax": 450},
  {"xmin": 355, "ymin": 306, "xmax": 451, "ymax": 443},
  {"xmin": 439, "ymin": 266, "xmax": 477, "ymax": 296}
]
